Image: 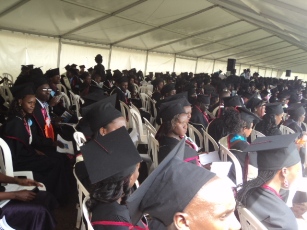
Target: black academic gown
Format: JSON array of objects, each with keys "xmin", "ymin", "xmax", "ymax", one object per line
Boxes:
[
  {"xmin": 190, "ymin": 106, "xmax": 209, "ymax": 129},
  {"xmin": 91, "ymin": 202, "xmax": 147, "ymax": 230},
  {"xmin": 1, "ymin": 115, "xmax": 68, "ymax": 203},
  {"xmin": 207, "ymin": 117, "xmax": 228, "ymax": 150},
  {"xmin": 245, "ymin": 187, "xmax": 298, "ymax": 230},
  {"xmin": 110, "ymin": 87, "xmax": 129, "ymax": 111},
  {"xmin": 254, "ymin": 121, "xmax": 282, "ymax": 136},
  {"xmin": 158, "ymin": 136, "xmax": 198, "ymax": 164}
]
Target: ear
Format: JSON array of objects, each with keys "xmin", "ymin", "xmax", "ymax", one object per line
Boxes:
[
  {"xmin": 99, "ymin": 127, "xmax": 107, "ymax": 136},
  {"xmin": 281, "ymin": 167, "xmax": 288, "ymax": 178},
  {"xmin": 173, "ymin": 212, "xmax": 190, "ymax": 230}
]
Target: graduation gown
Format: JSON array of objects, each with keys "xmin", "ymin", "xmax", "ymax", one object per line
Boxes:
[
  {"xmin": 245, "ymin": 187, "xmax": 298, "ymax": 230},
  {"xmin": 158, "ymin": 136, "xmax": 198, "ymax": 164},
  {"xmin": 207, "ymin": 117, "xmax": 228, "ymax": 145},
  {"xmin": 110, "ymin": 87, "xmax": 129, "ymax": 111},
  {"xmin": 91, "ymin": 202, "xmax": 147, "ymax": 230},
  {"xmin": 1, "ymin": 116, "xmax": 69, "ymax": 203},
  {"xmin": 190, "ymin": 106, "xmax": 209, "ymax": 129},
  {"xmin": 254, "ymin": 120, "xmax": 282, "ymax": 136}
]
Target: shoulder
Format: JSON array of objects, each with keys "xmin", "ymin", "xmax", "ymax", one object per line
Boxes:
[{"xmin": 92, "ymin": 202, "xmax": 130, "ymax": 223}]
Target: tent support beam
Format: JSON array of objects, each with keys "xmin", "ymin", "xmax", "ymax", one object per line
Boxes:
[
  {"xmin": 173, "ymin": 54, "xmax": 177, "ymax": 72},
  {"xmin": 0, "ymin": 0, "xmax": 31, "ymax": 18},
  {"xmin": 112, "ymin": 5, "xmax": 218, "ymax": 45},
  {"xmin": 108, "ymin": 45, "xmax": 112, "ymax": 69},
  {"xmin": 177, "ymin": 28, "xmax": 260, "ymax": 54},
  {"xmin": 144, "ymin": 51, "xmax": 149, "ymax": 74},
  {"xmin": 57, "ymin": 38, "xmax": 62, "ymax": 68}
]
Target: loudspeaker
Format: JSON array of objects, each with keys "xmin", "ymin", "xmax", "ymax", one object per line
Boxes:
[
  {"xmin": 227, "ymin": 59, "xmax": 236, "ymax": 71},
  {"xmin": 286, "ymin": 70, "xmax": 291, "ymax": 77}
]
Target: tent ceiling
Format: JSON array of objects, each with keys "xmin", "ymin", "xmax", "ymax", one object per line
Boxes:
[{"xmin": 0, "ymin": 0, "xmax": 306, "ymax": 71}]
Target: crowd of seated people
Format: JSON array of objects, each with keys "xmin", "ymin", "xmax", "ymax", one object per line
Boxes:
[{"xmin": 0, "ymin": 55, "xmax": 307, "ymax": 229}]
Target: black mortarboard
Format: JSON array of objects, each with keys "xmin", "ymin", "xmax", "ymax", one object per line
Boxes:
[
  {"xmin": 265, "ymin": 102, "xmax": 284, "ymax": 115},
  {"xmin": 87, "ymin": 67, "xmax": 93, "ymax": 72},
  {"xmin": 223, "ymin": 96, "xmax": 242, "ymax": 107},
  {"xmin": 65, "ymin": 64, "xmax": 71, "ymax": 71},
  {"xmin": 26, "ymin": 64, "xmax": 34, "ymax": 69},
  {"xmin": 82, "ymin": 89, "xmax": 106, "ymax": 104},
  {"xmin": 71, "ymin": 64, "xmax": 77, "ymax": 68},
  {"xmin": 237, "ymin": 107, "xmax": 261, "ymax": 124},
  {"xmin": 163, "ymin": 92, "xmax": 190, "ymax": 106},
  {"xmin": 11, "ymin": 83, "xmax": 35, "ymax": 99},
  {"xmin": 242, "ymin": 92, "xmax": 252, "ymax": 99},
  {"xmin": 197, "ymin": 95, "xmax": 210, "ymax": 104},
  {"xmin": 81, "ymin": 127, "xmax": 142, "ymax": 184},
  {"xmin": 45, "ymin": 68, "xmax": 60, "ymax": 78},
  {"xmin": 116, "ymin": 76, "xmax": 128, "ymax": 84},
  {"xmin": 127, "ymin": 139, "xmax": 215, "ymax": 226},
  {"xmin": 79, "ymin": 65, "xmax": 85, "ymax": 68},
  {"xmin": 244, "ymin": 134, "xmax": 300, "ymax": 171},
  {"xmin": 278, "ymin": 91, "xmax": 291, "ymax": 100},
  {"xmin": 82, "ymin": 94, "xmax": 122, "ymax": 133},
  {"xmin": 161, "ymin": 83, "xmax": 175, "ymax": 96},
  {"xmin": 287, "ymin": 103, "xmax": 306, "ymax": 118},
  {"xmin": 33, "ymin": 76, "xmax": 49, "ymax": 91},
  {"xmin": 159, "ymin": 99, "xmax": 186, "ymax": 122}
]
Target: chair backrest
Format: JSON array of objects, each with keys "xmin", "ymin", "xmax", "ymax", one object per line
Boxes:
[
  {"xmin": 69, "ymin": 90, "xmax": 82, "ymax": 118},
  {"xmin": 219, "ymin": 137, "xmax": 243, "ymax": 186},
  {"xmin": 144, "ymin": 118, "xmax": 156, "ymax": 135},
  {"xmin": 188, "ymin": 123, "xmax": 204, "ymax": 149},
  {"xmin": 149, "ymin": 133, "xmax": 159, "ymax": 169},
  {"xmin": 237, "ymin": 205, "xmax": 267, "ymax": 230},
  {"xmin": 212, "ymin": 105, "xmax": 223, "ymax": 118},
  {"xmin": 302, "ymin": 122, "xmax": 307, "ymax": 132},
  {"xmin": 0, "ymin": 138, "xmax": 13, "ymax": 177},
  {"xmin": 57, "ymin": 84, "xmax": 68, "ymax": 95},
  {"xmin": 139, "ymin": 93, "xmax": 151, "ymax": 112},
  {"xmin": 82, "ymin": 196, "xmax": 94, "ymax": 230},
  {"xmin": 119, "ymin": 101, "xmax": 133, "ymax": 129},
  {"xmin": 279, "ymin": 125, "xmax": 295, "ymax": 134},
  {"xmin": 202, "ymin": 129, "xmax": 219, "ymax": 152},
  {"xmin": 133, "ymin": 83, "xmax": 139, "ymax": 94},
  {"xmin": 60, "ymin": 92, "xmax": 71, "ymax": 110},
  {"xmin": 73, "ymin": 132, "xmax": 86, "ymax": 151},
  {"xmin": 130, "ymin": 108, "xmax": 147, "ymax": 144},
  {"xmin": 2, "ymin": 73, "xmax": 14, "ymax": 84},
  {"xmin": 250, "ymin": 129, "xmax": 265, "ymax": 142}
]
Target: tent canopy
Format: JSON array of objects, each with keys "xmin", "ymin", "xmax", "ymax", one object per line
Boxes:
[{"xmin": 0, "ymin": 0, "xmax": 307, "ymax": 75}]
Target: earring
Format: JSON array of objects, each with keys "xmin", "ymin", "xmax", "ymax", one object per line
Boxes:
[
  {"xmin": 283, "ymin": 179, "xmax": 289, "ymax": 188},
  {"xmin": 18, "ymin": 103, "xmax": 21, "ymax": 107}
]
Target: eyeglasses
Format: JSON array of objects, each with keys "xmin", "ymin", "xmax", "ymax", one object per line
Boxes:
[{"xmin": 42, "ymin": 88, "xmax": 52, "ymax": 92}]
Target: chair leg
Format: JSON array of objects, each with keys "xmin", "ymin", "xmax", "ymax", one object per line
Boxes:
[{"xmin": 76, "ymin": 203, "xmax": 81, "ymax": 228}]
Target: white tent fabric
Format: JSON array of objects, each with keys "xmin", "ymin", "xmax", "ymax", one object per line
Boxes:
[{"xmin": 0, "ymin": 0, "xmax": 307, "ymax": 80}]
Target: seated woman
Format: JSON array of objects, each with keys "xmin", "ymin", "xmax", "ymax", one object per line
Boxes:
[
  {"xmin": 155, "ymin": 99, "xmax": 199, "ymax": 164},
  {"xmin": 245, "ymin": 96, "xmax": 266, "ymax": 119},
  {"xmin": 255, "ymin": 102, "xmax": 283, "ymax": 136},
  {"xmin": 237, "ymin": 134, "xmax": 302, "ymax": 229},
  {"xmin": 151, "ymin": 78, "xmax": 164, "ymax": 102},
  {"xmin": 0, "ymin": 173, "xmax": 57, "ymax": 230},
  {"xmin": 219, "ymin": 107, "xmax": 260, "ymax": 184},
  {"xmin": 2, "ymin": 84, "xmax": 69, "ymax": 204},
  {"xmin": 82, "ymin": 127, "xmax": 147, "ymax": 229}
]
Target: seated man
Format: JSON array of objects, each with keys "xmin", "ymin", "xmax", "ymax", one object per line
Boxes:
[{"xmin": 128, "ymin": 140, "xmax": 241, "ymax": 230}]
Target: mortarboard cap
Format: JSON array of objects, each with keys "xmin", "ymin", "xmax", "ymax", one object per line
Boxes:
[
  {"xmin": 264, "ymin": 102, "xmax": 284, "ymax": 115},
  {"xmin": 127, "ymin": 139, "xmax": 215, "ymax": 226},
  {"xmin": 11, "ymin": 83, "xmax": 35, "ymax": 99},
  {"xmin": 33, "ymin": 76, "xmax": 49, "ymax": 91},
  {"xmin": 162, "ymin": 92, "xmax": 190, "ymax": 107},
  {"xmin": 26, "ymin": 64, "xmax": 34, "ymax": 69},
  {"xmin": 81, "ymin": 88, "xmax": 107, "ymax": 106},
  {"xmin": 45, "ymin": 68, "xmax": 60, "ymax": 78},
  {"xmin": 87, "ymin": 67, "xmax": 93, "ymax": 72},
  {"xmin": 64, "ymin": 64, "xmax": 71, "ymax": 71},
  {"xmin": 82, "ymin": 94, "xmax": 122, "ymax": 133},
  {"xmin": 287, "ymin": 103, "xmax": 306, "ymax": 118},
  {"xmin": 246, "ymin": 97, "xmax": 264, "ymax": 110},
  {"xmin": 79, "ymin": 65, "xmax": 85, "ymax": 68},
  {"xmin": 242, "ymin": 92, "xmax": 252, "ymax": 99},
  {"xmin": 158, "ymin": 99, "xmax": 186, "ymax": 122},
  {"xmin": 71, "ymin": 64, "xmax": 77, "ymax": 68},
  {"xmin": 223, "ymin": 96, "xmax": 242, "ymax": 107},
  {"xmin": 81, "ymin": 127, "xmax": 142, "ymax": 184},
  {"xmin": 237, "ymin": 107, "xmax": 261, "ymax": 124},
  {"xmin": 197, "ymin": 95, "xmax": 210, "ymax": 104},
  {"xmin": 244, "ymin": 134, "xmax": 300, "ymax": 171}
]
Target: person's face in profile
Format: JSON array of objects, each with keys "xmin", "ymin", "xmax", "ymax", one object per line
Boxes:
[
  {"xmin": 171, "ymin": 113, "xmax": 189, "ymax": 137},
  {"xmin": 184, "ymin": 106, "xmax": 192, "ymax": 121},
  {"xmin": 36, "ymin": 84, "xmax": 51, "ymax": 102},
  {"xmin": 19, "ymin": 95, "xmax": 36, "ymax": 115},
  {"xmin": 120, "ymin": 82, "xmax": 128, "ymax": 92},
  {"xmin": 275, "ymin": 113, "xmax": 284, "ymax": 125}
]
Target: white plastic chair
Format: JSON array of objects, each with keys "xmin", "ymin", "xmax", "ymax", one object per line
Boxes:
[
  {"xmin": 219, "ymin": 137, "xmax": 243, "ymax": 186},
  {"xmin": 82, "ymin": 196, "xmax": 94, "ymax": 230},
  {"xmin": 57, "ymin": 84, "xmax": 68, "ymax": 95},
  {"xmin": 250, "ymin": 129, "xmax": 265, "ymax": 142},
  {"xmin": 212, "ymin": 105, "xmax": 223, "ymax": 118},
  {"xmin": 302, "ymin": 122, "xmax": 307, "ymax": 133},
  {"xmin": 119, "ymin": 101, "xmax": 133, "ymax": 129},
  {"xmin": 130, "ymin": 108, "xmax": 147, "ymax": 145},
  {"xmin": 202, "ymin": 129, "xmax": 219, "ymax": 153},
  {"xmin": 2, "ymin": 73, "xmax": 13, "ymax": 84},
  {"xmin": 0, "ymin": 138, "xmax": 33, "ymax": 179},
  {"xmin": 73, "ymin": 132, "xmax": 86, "ymax": 151},
  {"xmin": 188, "ymin": 123, "xmax": 204, "ymax": 149},
  {"xmin": 69, "ymin": 90, "xmax": 83, "ymax": 118},
  {"xmin": 149, "ymin": 133, "xmax": 159, "ymax": 170},
  {"xmin": 73, "ymin": 167, "xmax": 90, "ymax": 230},
  {"xmin": 59, "ymin": 92, "xmax": 71, "ymax": 110},
  {"xmin": 279, "ymin": 125, "xmax": 295, "ymax": 134},
  {"xmin": 237, "ymin": 205, "xmax": 267, "ymax": 230}
]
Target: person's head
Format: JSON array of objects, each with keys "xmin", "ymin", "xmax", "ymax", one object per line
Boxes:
[
  {"xmin": 84, "ymin": 74, "xmax": 92, "ymax": 85},
  {"xmin": 35, "ymin": 83, "xmax": 51, "ymax": 102},
  {"xmin": 197, "ymin": 95, "xmax": 210, "ymax": 111},
  {"xmin": 83, "ymin": 127, "xmax": 142, "ymax": 211},
  {"xmin": 128, "ymin": 76, "xmax": 135, "ymax": 85},
  {"xmin": 172, "ymin": 177, "xmax": 240, "ymax": 230},
  {"xmin": 247, "ymin": 98, "xmax": 266, "ymax": 118},
  {"xmin": 161, "ymin": 83, "xmax": 176, "ymax": 97},
  {"xmin": 264, "ymin": 102, "xmax": 284, "ymax": 126},
  {"xmin": 116, "ymin": 77, "xmax": 128, "ymax": 92},
  {"xmin": 127, "ymin": 142, "xmax": 241, "ymax": 230},
  {"xmin": 82, "ymin": 94, "xmax": 125, "ymax": 135},
  {"xmin": 10, "ymin": 84, "xmax": 36, "ymax": 117},
  {"xmin": 45, "ymin": 68, "xmax": 61, "ymax": 85},
  {"xmin": 287, "ymin": 103, "xmax": 306, "ymax": 123},
  {"xmin": 94, "ymin": 74, "xmax": 101, "ymax": 83},
  {"xmin": 236, "ymin": 107, "xmax": 260, "ymax": 138},
  {"xmin": 95, "ymin": 54, "xmax": 103, "ymax": 64}
]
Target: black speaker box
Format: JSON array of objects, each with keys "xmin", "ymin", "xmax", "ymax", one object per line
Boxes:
[
  {"xmin": 286, "ymin": 70, "xmax": 291, "ymax": 77},
  {"xmin": 227, "ymin": 59, "xmax": 236, "ymax": 71}
]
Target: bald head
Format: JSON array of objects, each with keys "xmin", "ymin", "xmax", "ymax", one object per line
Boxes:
[{"xmin": 169, "ymin": 177, "xmax": 241, "ymax": 230}]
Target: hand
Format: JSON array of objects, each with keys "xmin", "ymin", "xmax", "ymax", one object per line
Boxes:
[
  {"xmin": 15, "ymin": 178, "xmax": 43, "ymax": 187},
  {"xmin": 14, "ymin": 190, "xmax": 36, "ymax": 202},
  {"xmin": 35, "ymin": 149, "xmax": 45, "ymax": 156},
  {"xmin": 49, "ymin": 96, "xmax": 61, "ymax": 106}
]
